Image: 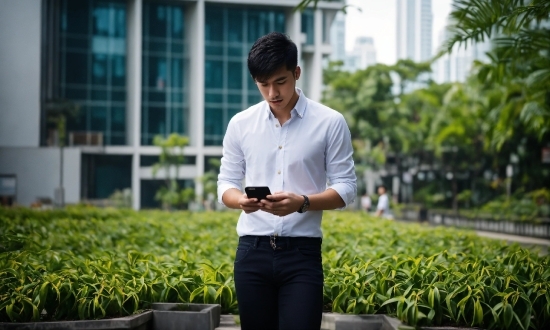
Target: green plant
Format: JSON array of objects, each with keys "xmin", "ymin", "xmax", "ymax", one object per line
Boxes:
[
  {"xmin": 478, "ymin": 189, "xmax": 550, "ymax": 221},
  {"xmin": 108, "ymin": 188, "xmax": 132, "ymax": 209},
  {"xmin": 152, "ymin": 134, "xmax": 194, "ymax": 210},
  {"xmin": 0, "ymin": 208, "xmax": 548, "ymax": 328}
]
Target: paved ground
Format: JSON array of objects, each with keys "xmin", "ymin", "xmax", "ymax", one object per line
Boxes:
[
  {"xmin": 215, "ymin": 315, "xmax": 240, "ymax": 329},
  {"xmin": 475, "ymin": 230, "xmax": 550, "ymax": 255}
]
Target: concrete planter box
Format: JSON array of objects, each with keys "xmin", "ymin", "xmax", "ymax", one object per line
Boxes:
[
  {"xmin": 151, "ymin": 303, "xmax": 221, "ymax": 330},
  {"xmin": 0, "ymin": 310, "xmax": 153, "ymax": 330},
  {"xmin": 321, "ymin": 314, "xmax": 405, "ymax": 330},
  {"xmin": 419, "ymin": 327, "xmax": 479, "ymax": 330},
  {"xmin": 395, "ymin": 206, "xmax": 428, "ymax": 222}
]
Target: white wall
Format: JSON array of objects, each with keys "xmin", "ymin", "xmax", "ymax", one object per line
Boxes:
[
  {"xmin": 0, "ymin": 0, "xmax": 42, "ymax": 147},
  {"xmin": 0, "ymin": 148, "xmax": 81, "ymax": 206}
]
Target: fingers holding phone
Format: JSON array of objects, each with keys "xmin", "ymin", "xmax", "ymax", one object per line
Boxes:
[
  {"xmin": 260, "ymin": 191, "xmax": 303, "ymax": 217},
  {"xmin": 239, "ymin": 193, "xmax": 262, "ymax": 213}
]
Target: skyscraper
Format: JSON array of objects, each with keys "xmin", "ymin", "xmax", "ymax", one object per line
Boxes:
[
  {"xmin": 329, "ymin": 11, "xmax": 346, "ymax": 63},
  {"xmin": 345, "ymin": 36, "xmax": 377, "ymax": 72},
  {"xmin": 396, "ymin": 0, "xmax": 432, "ymax": 62},
  {"xmin": 433, "ymin": 23, "xmax": 491, "ymax": 83}
]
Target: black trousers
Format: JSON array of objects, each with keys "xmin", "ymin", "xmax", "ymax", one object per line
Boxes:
[{"xmin": 234, "ymin": 235, "xmax": 324, "ymax": 330}]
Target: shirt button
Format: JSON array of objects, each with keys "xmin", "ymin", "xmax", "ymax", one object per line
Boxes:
[
  {"xmin": 277, "ymin": 170, "xmax": 281, "ymax": 174},
  {"xmin": 278, "ymin": 146, "xmax": 282, "ymax": 149},
  {"xmin": 276, "ymin": 124, "xmax": 279, "ymax": 127}
]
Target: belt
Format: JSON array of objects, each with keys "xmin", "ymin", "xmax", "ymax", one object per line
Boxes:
[{"xmin": 239, "ymin": 235, "xmax": 322, "ymax": 250}]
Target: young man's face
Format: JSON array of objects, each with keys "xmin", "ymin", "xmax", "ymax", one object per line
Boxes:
[
  {"xmin": 255, "ymin": 66, "xmax": 301, "ymax": 113},
  {"xmin": 378, "ymin": 187, "xmax": 385, "ymax": 195}
]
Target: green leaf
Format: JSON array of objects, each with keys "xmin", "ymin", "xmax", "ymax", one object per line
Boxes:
[
  {"xmin": 381, "ymin": 296, "xmax": 404, "ymax": 307},
  {"xmin": 473, "ymin": 298, "xmax": 483, "ymax": 326},
  {"xmin": 503, "ymin": 303, "xmax": 513, "ymax": 328}
]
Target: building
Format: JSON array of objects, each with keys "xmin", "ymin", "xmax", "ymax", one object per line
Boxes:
[
  {"xmin": 433, "ymin": 26, "xmax": 491, "ymax": 83},
  {"xmin": 344, "ymin": 36, "xmax": 376, "ymax": 72},
  {"xmin": 329, "ymin": 11, "xmax": 345, "ymax": 63},
  {"xmin": 396, "ymin": 0, "xmax": 432, "ymax": 62},
  {"xmin": 0, "ymin": 0, "xmax": 341, "ymax": 209}
]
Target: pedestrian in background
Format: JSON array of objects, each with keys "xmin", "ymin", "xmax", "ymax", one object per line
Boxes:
[
  {"xmin": 361, "ymin": 192, "xmax": 371, "ymax": 212},
  {"xmin": 375, "ymin": 185, "xmax": 393, "ymax": 219}
]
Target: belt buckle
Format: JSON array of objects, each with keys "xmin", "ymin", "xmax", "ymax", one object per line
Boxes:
[{"xmin": 270, "ymin": 234, "xmax": 277, "ymax": 250}]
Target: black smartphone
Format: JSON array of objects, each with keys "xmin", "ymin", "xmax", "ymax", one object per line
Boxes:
[{"xmin": 245, "ymin": 186, "xmax": 272, "ymax": 201}]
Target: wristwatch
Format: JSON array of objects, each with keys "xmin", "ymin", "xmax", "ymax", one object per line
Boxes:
[{"xmin": 297, "ymin": 195, "xmax": 310, "ymax": 213}]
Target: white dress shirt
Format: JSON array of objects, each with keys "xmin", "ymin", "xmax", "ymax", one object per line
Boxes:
[
  {"xmin": 377, "ymin": 194, "xmax": 389, "ymax": 214},
  {"xmin": 217, "ymin": 89, "xmax": 356, "ymax": 237}
]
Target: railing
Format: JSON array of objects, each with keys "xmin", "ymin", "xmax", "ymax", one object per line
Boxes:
[
  {"xmin": 427, "ymin": 210, "xmax": 550, "ymax": 239},
  {"xmin": 69, "ymin": 131, "xmax": 104, "ymax": 146}
]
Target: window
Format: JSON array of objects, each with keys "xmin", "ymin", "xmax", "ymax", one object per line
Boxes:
[
  {"xmin": 301, "ymin": 9, "xmax": 314, "ymax": 45},
  {"xmin": 204, "ymin": 5, "xmax": 285, "ymax": 146},
  {"xmin": 141, "ymin": 2, "xmax": 188, "ymax": 145},
  {"xmin": 59, "ymin": 0, "xmax": 127, "ymax": 145}
]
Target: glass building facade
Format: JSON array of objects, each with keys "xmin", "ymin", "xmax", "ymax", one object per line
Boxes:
[
  {"xmin": 25, "ymin": 0, "xmax": 337, "ymax": 208},
  {"xmin": 203, "ymin": 5, "xmax": 286, "ymax": 146},
  {"xmin": 59, "ymin": 0, "xmax": 127, "ymax": 145},
  {"xmin": 141, "ymin": 2, "xmax": 188, "ymax": 145},
  {"xmin": 301, "ymin": 9, "xmax": 314, "ymax": 45}
]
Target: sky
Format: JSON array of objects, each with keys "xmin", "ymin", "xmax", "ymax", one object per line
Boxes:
[{"xmin": 344, "ymin": 0, "xmax": 453, "ymax": 65}]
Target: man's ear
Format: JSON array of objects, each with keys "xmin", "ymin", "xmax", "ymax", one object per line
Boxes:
[{"xmin": 294, "ymin": 66, "xmax": 301, "ymax": 80}]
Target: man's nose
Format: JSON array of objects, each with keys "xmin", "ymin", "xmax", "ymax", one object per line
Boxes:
[{"xmin": 269, "ymin": 85, "xmax": 279, "ymax": 98}]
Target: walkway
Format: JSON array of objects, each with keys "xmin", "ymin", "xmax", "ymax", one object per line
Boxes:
[
  {"xmin": 215, "ymin": 315, "xmax": 240, "ymax": 329},
  {"xmin": 476, "ymin": 230, "xmax": 550, "ymax": 255}
]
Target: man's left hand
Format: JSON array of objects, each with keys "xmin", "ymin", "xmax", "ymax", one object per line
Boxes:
[{"xmin": 260, "ymin": 191, "xmax": 304, "ymax": 217}]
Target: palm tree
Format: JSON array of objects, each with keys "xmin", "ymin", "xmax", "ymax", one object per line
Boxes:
[
  {"xmin": 442, "ymin": 0, "xmax": 550, "ymax": 149},
  {"xmin": 441, "ymin": 0, "xmax": 550, "ymax": 195}
]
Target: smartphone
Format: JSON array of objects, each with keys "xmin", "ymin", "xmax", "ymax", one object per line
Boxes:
[{"xmin": 245, "ymin": 186, "xmax": 272, "ymax": 201}]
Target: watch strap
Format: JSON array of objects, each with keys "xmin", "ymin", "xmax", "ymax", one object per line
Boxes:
[{"xmin": 297, "ymin": 195, "xmax": 310, "ymax": 213}]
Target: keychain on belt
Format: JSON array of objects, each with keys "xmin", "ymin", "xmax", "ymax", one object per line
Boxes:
[{"xmin": 270, "ymin": 233, "xmax": 278, "ymax": 250}]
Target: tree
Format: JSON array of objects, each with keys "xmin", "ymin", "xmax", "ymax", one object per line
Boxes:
[
  {"xmin": 295, "ymin": 0, "xmax": 359, "ymax": 13},
  {"xmin": 201, "ymin": 157, "xmax": 221, "ymax": 210},
  {"xmin": 427, "ymin": 82, "xmax": 485, "ymax": 211},
  {"xmin": 323, "ymin": 63, "xmax": 394, "ymax": 167},
  {"xmin": 442, "ymin": 0, "xmax": 550, "ymax": 194},
  {"xmin": 443, "ymin": 0, "xmax": 550, "ymax": 149},
  {"xmin": 391, "ymin": 59, "xmax": 432, "ymax": 96},
  {"xmin": 44, "ymin": 99, "xmax": 80, "ymax": 207},
  {"xmin": 152, "ymin": 133, "xmax": 194, "ymax": 210}
]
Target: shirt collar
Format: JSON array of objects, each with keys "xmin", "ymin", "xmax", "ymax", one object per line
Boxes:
[{"xmin": 264, "ymin": 88, "xmax": 308, "ymax": 120}]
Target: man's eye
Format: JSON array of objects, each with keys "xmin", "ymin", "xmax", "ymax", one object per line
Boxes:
[{"xmin": 277, "ymin": 80, "xmax": 286, "ymax": 85}]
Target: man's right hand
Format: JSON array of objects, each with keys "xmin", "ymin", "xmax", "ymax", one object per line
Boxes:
[{"xmin": 238, "ymin": 193, "xmax": 263, "ymax": 213}]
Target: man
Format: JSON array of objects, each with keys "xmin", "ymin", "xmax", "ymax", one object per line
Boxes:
[
  {"xmin": 375, "ymin": 185, "xmax": 392, "ymax": 219},
  {"xmin": 217, "ymin": 32, "xmax": 356, "ymax": 330}
]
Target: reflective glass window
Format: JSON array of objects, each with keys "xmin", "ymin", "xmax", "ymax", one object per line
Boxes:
[
  {"xmin": 301, "ymin": 9, "xmax": 314, "ymax": 45},
  {"xmin": 142, "ymin": 1, "xmax": 188, "ymax": 145},
  {"xmin": 204, "ymin": 4, "xmax": 285, "ymax": 145},
  {"xmin": 59, "ymin": 0, "xmax": 127, "ymax": 146}
]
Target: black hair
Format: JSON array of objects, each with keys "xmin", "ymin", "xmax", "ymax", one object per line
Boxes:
[{"xmin": 247, "ymin": 32, "xmax": 298, "ymax": 82}]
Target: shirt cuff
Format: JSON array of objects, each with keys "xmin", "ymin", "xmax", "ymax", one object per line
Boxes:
[
  {"xmin": 328, "ymin": 182, "xmax": 356, "ymax": 210},
  {"xmin": 217, "ymin": 183, "xmax": 242, "ymax": 206}
]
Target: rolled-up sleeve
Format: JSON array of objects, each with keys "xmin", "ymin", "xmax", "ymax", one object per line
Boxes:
[
  {"xmin": 325, "ymin": 113, "xmax": 357, "ymax": 208},
  {"xmin": 217, "ymin": 119, "xmax": 246, "ymax": 205}
]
